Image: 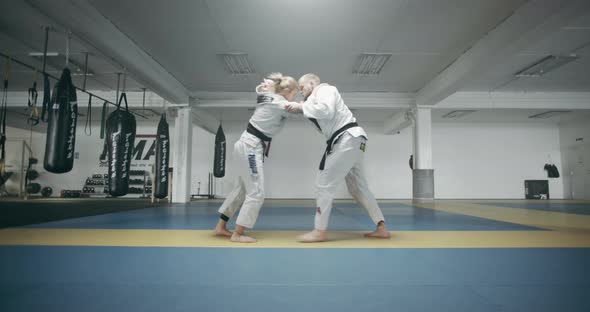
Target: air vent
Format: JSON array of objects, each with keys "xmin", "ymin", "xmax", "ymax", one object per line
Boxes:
[
  {"xmin": 218, "ymin": 53, "xmax": 255, "ymax": 75},
  {"xmin": 441, "ymin": 110, "xmax": 476, "ymax": 119},
  {"xmin": 528, "ymin": 110, "xmax": 572, "ymax": 119},
  {"xmin": 515, "ymin": 55, "xmax": 578, "ymax": 77},
  {"xmin": 353, "ymin": 53, "xmax": 392, "ymax": 75}
]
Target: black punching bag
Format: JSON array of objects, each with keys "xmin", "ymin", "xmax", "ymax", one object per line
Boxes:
[
  {"xmin": 105, "ymin": 93, "xmax": 136, "ymax": 196},
  {"xmin": 44, "ymin": 68, "xmax": 78, "ymax": 173},
  {"xmin": 213, "ymin": 124, "xmax": 226, "ymax": 178},
  {"xmin": 154, "ymin": 114, "xmax": 170, "ymax": 199}
]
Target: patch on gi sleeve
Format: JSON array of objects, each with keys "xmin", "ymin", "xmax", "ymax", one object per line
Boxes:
[
  {"xmin": 248, "ymin": 154, "xmax": 258, "ymax": 175},
  {"xmin": 360, "ymin": 142, "xmax": 366, "ymax": 152},
  {"xmin": 257, "ymin": 95, "xmax": 273, "ymax": 104}
]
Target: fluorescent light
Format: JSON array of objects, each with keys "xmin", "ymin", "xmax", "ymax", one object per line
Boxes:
[
  {"xmin": 528, "ymin": 110, "xmax": 571, "ymax": 119},
  {"xmin": 28, "ymin": 52, "xmax": 59, "ymax": 57},
  {"xmin": 515, "ymin": 55, "xmax": 578, "ymax": 77},
  {"xmin": 353, "ymin": 53, "xmax": 392, "ymax": 75},
  {"xmin": 71, "ymin": 72, "xmax": 94, "ymax": 76},
  {"xmin": 218, "ymin": 53, "xmax": 255, "ymax": 75},
  {"xmin": 441, "ymin": 110, "xmax": 476, "ymax": 118}
]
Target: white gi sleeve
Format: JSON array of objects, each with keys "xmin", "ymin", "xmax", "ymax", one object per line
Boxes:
[{"xmin": 280, "ymin": 102, "xmax": 305, "ymax": 119}]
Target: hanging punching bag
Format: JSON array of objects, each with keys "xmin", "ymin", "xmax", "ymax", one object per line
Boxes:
[
  {"xmin": 105, "ymin": 93, "xmax": 136, "ymax": 196},
  {"xmin": 213, "ymin": 124, "xmax": 226, "ymax": 178},
  {"xmin": 43, "ymin": 68, "xmax": 78, "ymax": 173},
  {"xmin": 154, "ymin": 114, "xmax": 170, "ymax": 199}
]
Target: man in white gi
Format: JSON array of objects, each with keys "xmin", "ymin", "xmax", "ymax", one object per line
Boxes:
[
  {"xmin": 214, "ymin": 73, "xmax": 299, "ymax": 243},
  {"xmin": 286, "ymin": 73, "xmax": 391, "ymax": 242}
]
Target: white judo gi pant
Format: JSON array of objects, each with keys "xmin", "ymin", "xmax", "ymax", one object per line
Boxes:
[
  {"xmin": 315, "ymin": 132, "xmax": 385, "ymax": 230},
  {"xmin": 218, "ymin": 139, "xmax": 265, "ymax": 228}
]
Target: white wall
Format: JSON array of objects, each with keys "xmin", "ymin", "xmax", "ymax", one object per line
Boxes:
[
  {"xmin": 559, "ymin": 119, "xmax": 590, "ymax": 200},
  {"xmin": 199, "ymin": 120, "xmax": 563, "ymax": 199},
  {"xmin": 4, "ymin": 116, "xmax": 566, "ymax": 200},
  {"xmin": 433, "ymin": 123, "xmax": 563, "ymax": 199},
  {"xmin": 205, "ymin": 120, "xmax": 413, "ymax": 199}
]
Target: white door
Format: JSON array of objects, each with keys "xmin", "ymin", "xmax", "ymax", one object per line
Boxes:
[
  {"xmin": 584, "ymin": 144, "xmax": 590, "ymax": 200},
  {"xmin": 571, "ymin": 144, "xmax": 589, "ymax": 200}
]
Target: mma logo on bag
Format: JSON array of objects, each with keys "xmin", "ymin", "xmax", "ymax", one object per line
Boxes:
[{"xmin": 100, "ymin": 134, "xmax": 157, "ymax": 167}]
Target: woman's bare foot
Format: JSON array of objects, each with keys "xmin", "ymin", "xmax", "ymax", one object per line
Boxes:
[
  {"xmin": 364, "ymin": 221, "xmax": 391, "ymax": 239},
  {"xmin": 296, "ymin": 229, "xmax": 327, "ymax": 243},
  {"xmin": 214, "ymin": 220, "xmax": 232, "ymax": 237}
]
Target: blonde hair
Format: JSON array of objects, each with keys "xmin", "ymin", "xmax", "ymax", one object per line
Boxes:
[{"xmin": 258, "ymin": 72, "xmax": 298, "ymax": 95}]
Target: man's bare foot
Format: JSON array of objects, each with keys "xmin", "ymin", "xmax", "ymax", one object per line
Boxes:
[
  {"xmin": 296, "ymin": 229, "xmax": 327, "ymax": 243},
  {"xmin": 214, "ymin": 220, "xmax": 233, "ymax": 237},
  {"xmin": 230, "ymin": 232, "xmax": 257, "ymax": 243},
  {"xmin": 364, "ymin": 222, "xmax": 391, "ymax": 239}
]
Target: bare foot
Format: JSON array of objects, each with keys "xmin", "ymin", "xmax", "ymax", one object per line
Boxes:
[
  {"xmin": 364, "ymin": 223, "xmax": 391, "ymax": 239},
  {"xmin": 214, "ymin": 220, "xmax": 233, "ymax": 237},
  {"xmin": 296, "ymin": 229, "xmax": 327, "ymax": 243},
  {"xmin": 230, "ymin": 232, "xmax": 257, "ymax": 243},
  {"xmin": 215, "ymin": 228, "xmax": 233, "ymax": 237}
]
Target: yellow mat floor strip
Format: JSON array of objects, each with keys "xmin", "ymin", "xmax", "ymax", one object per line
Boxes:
[
  {"xmin": 2, "ymin": 229, "xmax": 590, "ymax": 248},
  {"xmin": 414, "ymin": 201, "xmax": 590, "ymax": 230}
]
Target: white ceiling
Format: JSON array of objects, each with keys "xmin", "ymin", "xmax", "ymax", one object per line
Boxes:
[
  {"xmin": 86, "ymin": 0, "xmax": 531, "ymax": 92},
  {"xmin": 1, "ymin": 0, "xmax": 589, "ymax": 131},
  {"xmin": 462, "ymin": 11, "xmax": 590, "ymax": 92},
  {"xmin": 0, "ymin": 0, "xmax": 145, "ymax": 92},
  {"xmin": 1, "ymin": 0, "xmax": 588, "ymax": 93}
]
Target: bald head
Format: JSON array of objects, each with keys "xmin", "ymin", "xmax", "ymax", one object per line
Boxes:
[{"xmin": 298, "ymin": 73, "xmax": 321, "ymax": 99}]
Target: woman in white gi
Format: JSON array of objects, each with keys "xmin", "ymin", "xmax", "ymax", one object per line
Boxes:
[
  {"xmin": 214, "ymin": 73, "xmax": 298, "ymax": 243},
  {"xmin": 286, "ymin": 73, "xmax": 391, "ymax": 243}
]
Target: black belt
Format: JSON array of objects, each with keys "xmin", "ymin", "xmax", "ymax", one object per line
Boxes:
[
  {"xmin": 319, "ymin": 122, "xmax": 358, "ymax": 170},
  {"xmin": 246, "ymin": 123, "xmax": 272, "ymax": 157}
]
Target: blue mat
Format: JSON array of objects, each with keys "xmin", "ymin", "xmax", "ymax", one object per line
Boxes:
[
  {"xmin": 24, "ymin": 202, "xmax": 542, "ymax": 231},
  {"xmin": 1, "ymin": 246, "xmax": 588, "ymax": 312}
]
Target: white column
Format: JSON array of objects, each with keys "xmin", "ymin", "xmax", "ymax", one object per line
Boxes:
[
  {"xmin": 414, "ymin": 108, "xmax": 433, "ymax": 169},
  {"xmin": 413, "ymin": 107, "xmax": 434, "ymax": 201},
  {"xmin": 172, "ymin": 107, "xmax": 192, "ymax": 203}
]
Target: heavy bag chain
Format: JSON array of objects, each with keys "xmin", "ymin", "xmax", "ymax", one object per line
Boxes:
[
  {"xmin": 65, "ymin": 31, "xmax": 71, "ymax": 68},
  {"xmin": 40, "ymin": 26, "xmax": 50, "ymax": 123},
  {"xmin": 100, "ymin": 101, "xmax": 107, "ymax": 139},
  {"xmin": 41, "ymin": 72, "xmax": 51, "ymax": 122},
  {"xmin": 84, "ymin": 95, "xmax": 92, "ymax": 136},
  {"xmin": 118, "ymin": 92, "xmax": 129, "ymax": 111}
]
